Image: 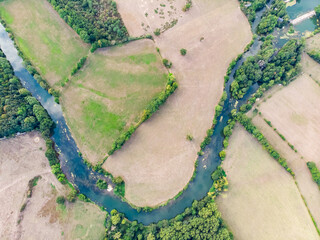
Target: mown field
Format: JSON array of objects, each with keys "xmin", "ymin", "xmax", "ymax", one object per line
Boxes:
[
  {"xmin": 0, "ymin": 132, "xmax": 105, "ymax": 240},
  {"xmin": 62, "ymin": 39, "xmax": 168, "ymax": 164},
  {"xmin": 104, "ymin": 0, "xmax": 252, "ymax": 207},
  {"xmin": 248, "ymin": 51, "xmax": 320, "ymax": 228},
  {"xmin": 216, "ymin": 125, "xmax": 319, "ymax": 240},
  {"xmin": 0, "ymin": 0, "xmax": 89, "ymax": 86}
]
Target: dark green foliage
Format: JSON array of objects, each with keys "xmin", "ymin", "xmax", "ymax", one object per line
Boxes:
[
  {"xmin": 256, "ymin": 0, "xmax": 289, "ymax": 35},
  {"xmin": 56, "ymin": 196, "xmax": 66, "ymax": 205},
  {"xmin": 162, "ymin": 58, "xmax": 172, "ymax": 68},
  {"xmin": 237, "ymin": 113, "xmax": 294, "ymax": 176},
  {"xmin": 96, "ymin": 179, "xmax": 108, "ymax": 189},
  {"xmin": 47, "ymin": 0, "xmax": 128, "ymax": 44},
  {"xmin": 105, "ymin": 196, "xmax": 232, "ymax": 240},
  {"xmin": 108, "ymin": 74, "xmax": 177, "ymax": 155},
  {"xmin": 180, "ymin": 48, "xmax": 187, "ymax": 56},
  {"xmin": 71, "ymin": 56, "xmax": 87, "ymax": 76},
  {"xmin": 231, "ymin": 39, "xmax": 303, "ymax": 99},
  {"xmin": 239, "ymin": 0, "xmax": 268, "ymax": 23},
  {"xmin": 307, "ymin": 162, "xmax": 320, "ymax": 187},
  {"xmin": 113, "ymin": 176, "xmax": 125, "ymax": 197},
  {"xmin": 0, "ymin": 49, "xmax": 53, "ymax": 137}
]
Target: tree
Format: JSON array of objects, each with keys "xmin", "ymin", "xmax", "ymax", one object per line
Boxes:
[{"xmin": 180, "ymin": 48, "xmax": 187, "ymax": 56}]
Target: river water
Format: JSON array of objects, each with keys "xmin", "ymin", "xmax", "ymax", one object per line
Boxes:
[{"xmin": 0, "ymin": 1, "xmax": 315, "ymax": 224}]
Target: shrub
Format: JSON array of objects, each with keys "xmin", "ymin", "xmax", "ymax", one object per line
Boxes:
[
  {"xmin": 96, "ymin": 179, "xmax": 108, "ymax": 189},
  {"xmin": 186, "ymin": 134, "xmax": 193, "ymax": 141},
  {"xmin": 56, "ymin": 196, "xmax": 65, "ymax": 205},
  {"xmin": 162, "ymin": 58, "xmax": 172, "ymax": 68},
  {"xmin": 180, "ymin": 48, "xmax": 187, "ymax": 56},
  {"xmin": 154, "ymin": 28, "xmax": 161, "ymax": 36}
]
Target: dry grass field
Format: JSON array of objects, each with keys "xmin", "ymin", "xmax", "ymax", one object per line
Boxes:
[
  {"xmin": 248, "ymin": 52, "xmax": 320, "ymax": 228},
  {"xmin": 216, "ymin": 125, "xmax": 319, "ymax": 240},
  {"xmin": 0, "ymin": 132, "xmax": 105, "ymax": 240},
  {"xmin": 62, "ymin": 39, "xmax": 168, "ymax": 164},
  {"xmin": 104, "ymin": 0, "xmax": 252, "ymax": 207},
  {"xmin": 0, "ymin": 0, "xmax": 89, "ymax": 86}
]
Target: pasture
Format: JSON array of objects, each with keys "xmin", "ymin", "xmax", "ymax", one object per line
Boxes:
[
  {"xmin": 0, "ymin": 0, "xmax": 89, "ymax": 86},
  {"xmin": 216, "ymin": 125, "xmax": 319, "ymax": 240},
  {"xmin": 62, "ymin": 39, "xmax": 168, "ymax": 164},
  {"xmin": 104, "ymin": 0, "xmax": 252, "ymax": 207},
  {"xmin": 0, "ymin": 132, "xmax": 105, "ymax": 239}
]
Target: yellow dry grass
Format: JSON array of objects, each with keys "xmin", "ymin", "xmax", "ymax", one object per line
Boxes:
[{"xmin": 216, "ymin": 125, "xmax": 319, "ymax": 240}]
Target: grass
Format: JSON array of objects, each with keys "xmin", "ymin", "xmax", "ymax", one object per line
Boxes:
[
  {"xmin": 62, "ymin": 40, "xmax": 168, "ymax": 164},
  {"xmin": 0, "ymin": 0, "xmax": 89, "ymax": 86}
]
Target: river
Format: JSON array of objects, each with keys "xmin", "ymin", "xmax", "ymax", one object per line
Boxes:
[{"xmin": 0, "ymin": 1, "xmax": 315, "ymax": 224}]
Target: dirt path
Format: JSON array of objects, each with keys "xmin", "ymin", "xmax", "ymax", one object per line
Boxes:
[{"xmin": 104, "ymin": 0, "xmax": 252, "ymax": 207}]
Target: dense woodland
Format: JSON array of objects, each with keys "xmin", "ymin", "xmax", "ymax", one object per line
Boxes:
[
  {"xmin": 0, "ymin": 48, "xmax": 50, "ymax": 137},
  {"xmin": 239, "ymin": 0, "xmax": 269, "ymax": 23},
  {"xmin": 256, "ymin": 0, "xmax": 289, "ymax": 35},
  {"xmin": 231, "ymin": 38, "xmax": 303, "ymax": 99},
  {"xmin": 47, "ymin": 0, "xmax": 128, "ymax": 45}
]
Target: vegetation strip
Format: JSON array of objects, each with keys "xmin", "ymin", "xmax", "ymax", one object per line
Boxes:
[
  {"xmin": 307, "ymin": 162, "xmax": 320, "ymax": 189},
  {"xmin": 106, "ymin": 73, "xmax": 177, "ymax": 157}
]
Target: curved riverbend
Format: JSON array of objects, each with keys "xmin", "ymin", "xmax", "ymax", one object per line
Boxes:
[{"xmin": 0, "ymin": 3, "xmax": 311, "ymax": 224}]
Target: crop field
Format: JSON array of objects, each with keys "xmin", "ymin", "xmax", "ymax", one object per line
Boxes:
[
  {"xmin": 104, "ymin": 0, "xmax": 252, "ymax": 207},
  {"xmin": 248, "ymin": 52, "xmax": 320, "ymax": 228},
  {"xmin": 62, "ymin": 39, "xmax": 168, "ymax": 164},
  {"xmin": 216, "ymin": 125, "xmax": 319, "ymax": 240},
  {"xmin": 0, "ymin": 132, "xmax": 105, "ymax": 239},
  {"xmin": 0, "ymin": 0, "xmax": 89, "ymax": 86}
]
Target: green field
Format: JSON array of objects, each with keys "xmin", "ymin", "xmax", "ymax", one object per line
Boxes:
[
  {"xmin": 62, "ymin": 39, "xmax": 168, "ymax": 164},
  {"xmin": 0, "ymin": 0, "xmax": 89, "ymax": 86}
]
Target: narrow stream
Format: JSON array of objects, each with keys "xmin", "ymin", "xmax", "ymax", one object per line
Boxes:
[{"xmin": 0, "ymin": 1, "xmax": 313, "ymax": 224}]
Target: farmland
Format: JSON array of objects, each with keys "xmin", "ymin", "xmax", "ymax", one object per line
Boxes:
[
  {"xmin": 104, "ymin": 0, "xmax": 252, "ymax": 207},
  {"xmin": 62, "ymin": 39, "xmax": 168, "ymax": 164},
  {"xmin": 0, "ymin": 132, "xmax": 105, "ymax": 239},
  {"xmin": 248, "ymin": 52, "xmax": 320, "ymax": 228},
  {"xmin": 0, "ymin": 0, "xmax": 89, "ymax": 86},
  {"xmin": 216, "ymin": 125, "xmax": 319, "ymax": 240}
]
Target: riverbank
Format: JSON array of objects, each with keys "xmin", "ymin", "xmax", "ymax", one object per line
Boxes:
[{"xmin": 104, "ymin": 0, "xmax": 252, "ymax": 207}]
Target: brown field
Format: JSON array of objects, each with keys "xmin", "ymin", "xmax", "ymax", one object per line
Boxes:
[
  {"xmin": 0, "ymin": 132, "xmax": 105, "ymax": 240},
  {"xmin": 0, "ymin": 0, "xmax": 89, "ymax": 86},
  {"xmin": 104, "ymin": 0, "xmax": 252, "ymax": 207},
  {"xmin": 216, "ymin": 125, "xmax": 319, "ymax": 240},
  {"xmin": 248, "ymin": 52, "xmax": 320, "ymax": 228},
  {"xmin": 62, "ymin": 39, "xmax": 168, "ymax": 164}
]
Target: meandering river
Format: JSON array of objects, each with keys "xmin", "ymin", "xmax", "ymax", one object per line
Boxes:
[{"xmin": 0, "ymin": 1, "xmax": 314, "ymax": 224}]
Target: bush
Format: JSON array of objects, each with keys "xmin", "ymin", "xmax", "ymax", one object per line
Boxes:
[
  {"xmin": 154, "ymin": 28, "xmax": 161, "ymax": 36},
  {"xmin": 162, "ymin": 59, "xmax": 172, "ymax": 68},
  {"xmin": 180, "ymin": 48, "xmax": 187, "ymax": 56},
  {"xmin": 96, "ymin": 179, "xmax": 108, "ymax": 190},
  {"xmin": 56, "ymin": 196, "xmax": 65, "ymax": 205}
]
